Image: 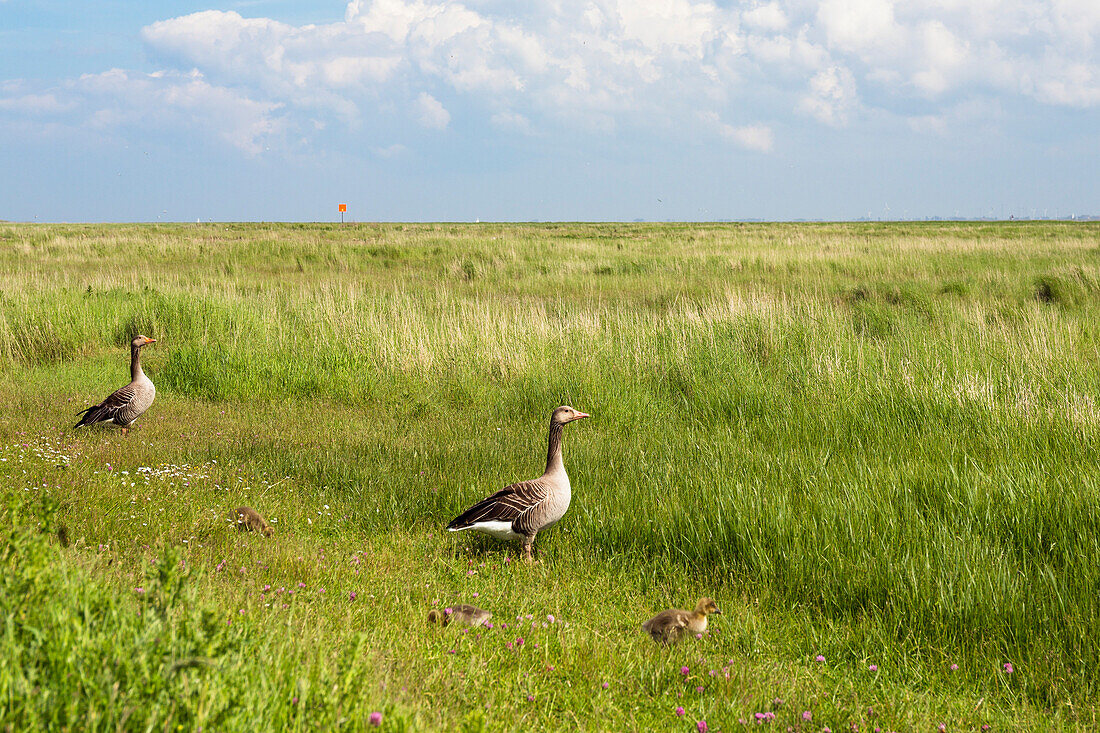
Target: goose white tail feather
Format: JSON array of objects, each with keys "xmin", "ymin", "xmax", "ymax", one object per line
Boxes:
[{"xmin": 450, "ymin": 520, "xmax": 524, "ymax": 541}]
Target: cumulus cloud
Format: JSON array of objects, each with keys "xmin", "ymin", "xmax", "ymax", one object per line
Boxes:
[
  {"xmin": 1032, "ymin": 57, "xmax": 1100, "ymax": 107},
  {"xmin": 616, "ymin": 0, "xmax": 721, "ymax": 56},
  {"xmin": 816, "ymin": 0, "xmax": 902, "ymax": 57},
  {"xmin": 413, "ymin": 92, "xmax": 450, "ymax": 129},
  {"xmin": 491, "ymin": 110, "xmax": 533, "ymax": 134},
  {"xmin": 700, "ymin": 111, "xmax": 775, "ymax": 152},
  {"xmin": 132, "ymin": 0, "xmax": 745, "ymax": 141},
  {"xmin": 742, "ymin": 3, "xmax": 788, "ymax": 33},
  {"xmin": 910, "ymin": 20, "xmax": 969, "ymax": 96},
  {"xmin": 140, "ymin": 10, "xmax": 390, "ymax": 121},
  {"xmin": 0, "ymin": 68, "xmax": 284, "ymax": 154},
  {"xmin": 799, "ymin": 65, "xmax": 857, "ymax": 126},
  {"xmin": 3, "ymin": 0, "xmax": 1098, "ymax": 156},
  {"xmin": 724, "ymin": 123, "xmax": 775, "ymax": 152},
  {"xmin": 907, "ymin": 96, "xmax": 1003, "ymax": 136},
  {"xmin": 133, "ymin": 0, "xmax": 1100, "ymax": 132}
]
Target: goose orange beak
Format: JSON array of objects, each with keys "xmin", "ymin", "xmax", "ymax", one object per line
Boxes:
[
  {"xmin": 573, "ymin": 411, "xmax": 590, "ymax": 421},
  {"xmin": 145, "ymin": 337, "xmax": 157, "ymax": 344}
]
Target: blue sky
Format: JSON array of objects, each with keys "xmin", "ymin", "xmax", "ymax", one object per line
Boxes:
[{"xmin": 1, "ymin": 0, "xmax": 1097, "ymax": 222}]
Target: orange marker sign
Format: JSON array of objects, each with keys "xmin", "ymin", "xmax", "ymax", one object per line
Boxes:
[{"xmin": 338, "ymin": 204, "xmax": 347, "ymax": 212}]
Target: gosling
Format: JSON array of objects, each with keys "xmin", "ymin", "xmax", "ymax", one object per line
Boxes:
[
  {"xmin": 641, "ymin": 597, "xmax": 722, "ymax": 646},
  {"xmin": 427, "ymin": 604, "xmax": 493, "ymax": 628},
  {"xmin": 234, "ymin": 506, "xmax": 274, "ymax": 537}
]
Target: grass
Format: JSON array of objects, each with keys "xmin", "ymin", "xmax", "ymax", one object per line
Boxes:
[{"xmin": 2, "ymin": 221, "xmax": 1100, "ymax": 730}]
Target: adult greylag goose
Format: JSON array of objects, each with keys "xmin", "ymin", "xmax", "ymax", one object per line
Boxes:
[
  {"xmin": 641, "ymin": 597, "xmax": 722, "ymax": 646},
  {"xmin": 427, "ymin": 604, "xmax": 493, "ymax": 627},
  {"xmin": 446, "ymin": 405, "xmax": 589, "ymax": 562},
  {"xmin": 75, "ymin": 335, "xmax": 156, "ymax": 433}
]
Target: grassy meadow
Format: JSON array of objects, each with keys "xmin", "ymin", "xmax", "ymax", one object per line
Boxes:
[{"xmin": 2, "ymin": 221, "xmax": 1099, "ymax": 730}]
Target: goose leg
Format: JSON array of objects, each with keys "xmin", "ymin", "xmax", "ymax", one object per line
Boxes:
[{"xmin": 523, "ymin": 541, "xmax": 535, "ymax": 563}]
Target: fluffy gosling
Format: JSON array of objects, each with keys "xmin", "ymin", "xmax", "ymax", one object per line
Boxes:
[
  {"xmin": 427, "ymin": 604, "xmax": 493, "ymax": 628},
  {"xmin": 234, "ymin": 506, "xmax": 274, "ymax": 537},
  {"xmin": 641, "ymin": 597, "xmax": 722, "ymax": 645}
]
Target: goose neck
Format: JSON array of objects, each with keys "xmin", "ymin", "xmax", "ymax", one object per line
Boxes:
[
  {"xmin": 545, "ymin": 421, "xmax": 565, "ymax": 475},
  {"xmin": 131, "ymin": 345, "xmax": 144, "ymax": 382}
]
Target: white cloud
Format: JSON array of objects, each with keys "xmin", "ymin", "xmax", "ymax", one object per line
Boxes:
[
  {"xmin": 0, "ymin": 68, "xmax": 284, "ymax": 154},
  {"xmin": 373, "ymin": 142, "xmax": 407, "ymax": 157},
  {"xmin": 615, "ymin": 0, "xmax": 720, "ymax": 56},
  {"xmin": 910, "ymin": 20, "xmax": 968, "ymax": 95},
  {"xmin": 742, "ymin": 3, "xmax": 788, "ymax": 32},
  {"xmin": 157, "ymin": 75, "xmax": 284, "ymax": 153},
  {"xmin": 906, "ymin": 96, "xmax": 1003, "ymax": 136},
  {"xmin": 4, "ymin": 0, "xmax": 1100, "ymax": 159},
  {"xmin": 130, "ymin": 0, "xmax": 1098, "ymax": 136},
  {"xmin": 1034, "ymin": 59, "xmax": 1100, "ymax": 107},
  {"xmin": 491, "ymin": 110, "xmax": 533, "ymax": 134},
  {"xmin": 700, "ymin": 111, "xmax": 775, "ymax": 152},
  {"xmin": 747, "ymin": 34, "xmax": 793, "ymax": 64},
  {"xmin": 321, "ymin": 56, "xmax": 403, "ymax": 87},
  {"xmin": 799, "ymin": 65, "xmax": 857, "ymax": 125},
  {"xmin": 141, "ymin": 10, "xmax": 400, "ymax": 104},
  {"xmin": 725, "ymin": 123, "xmax": 775, "ymax": 152},
  {"xmin": 583, "ymin": 2, "xmax": 605, "ymax": 32},
  {"xmin": 413, "ymin": 91, "xmax": 450, "ymax": 129},
  {"xmin": 346, "ymin": 0, "xmax": 482, "ymax": 45},
  {"xmin": 142, "ymin": 11, "xmax": 288, "ymax": 79},
  {"xmin": 816, "ymin": 0, "xmax": 901, "ymax": 57},
  {"xmin": 919, "ymin": 21, "xmax": 967, "ymax": 71}
]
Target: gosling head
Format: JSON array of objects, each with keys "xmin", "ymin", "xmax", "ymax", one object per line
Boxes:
[
  {"xmin": 262, "ymin": 525, "xmax": 275, "ymax": 538},
  {"xmin": 131, "ymin": 335, "xmax": 157, "ymax": 349},
  {"xmin": 427, "ymin": 608, "xmax": 452, "ymax": 626},
  {"xmin": 551, "ymin": 405, "xmax": 590, "ymax": 426},
  {"xmin": 694, "ymin": 597, "xmax": 722, "ymax": 616}
]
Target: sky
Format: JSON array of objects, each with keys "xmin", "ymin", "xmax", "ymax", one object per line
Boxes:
[{"xmin": 0, "ymin": 0, "xmax": 1097, "ymax": 222}]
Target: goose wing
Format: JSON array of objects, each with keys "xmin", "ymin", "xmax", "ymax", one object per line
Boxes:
[
  {"xmin": 75, "ymin": 383, "xmax": 137, "ymax": 428},
  {"xmin": 642, "ymin": 609, "xmax": 689, "ymax": 643},
  {"xmin": 447, "ymin": 479, "xmax": 548, "ymax": 530}
]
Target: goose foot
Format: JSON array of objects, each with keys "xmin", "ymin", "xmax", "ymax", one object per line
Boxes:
[{"xmin": 523, "ymin": 543, "xmax": 536, "ymax": 564}]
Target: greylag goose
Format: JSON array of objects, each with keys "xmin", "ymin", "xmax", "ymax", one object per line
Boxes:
[
  {"xmin": 234, "ymin": 506, "xmax": 274, "ymax": 537},
  {"xmin": 75, "ymin": 335, "xmax": 157, "ymax": 433},
  {"xmin": 447, "ymin": 405, "xmax": 589, "ymax": 562},
  {"xmin": 641, "ymin": 597, "xmax": 722, "ymax": 645},
  {"xmin": 427, "ymin": 604, "xmax": 493, "ymax": 627}
]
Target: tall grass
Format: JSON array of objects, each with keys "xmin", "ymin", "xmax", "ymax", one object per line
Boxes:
[{"xmin": 2, "ymin": 221, "xmax": 1099, "ymax": 727}]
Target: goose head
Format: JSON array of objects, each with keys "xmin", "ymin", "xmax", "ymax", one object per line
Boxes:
[
  {"xmin": 132, "ymin": 335, "xmax": 157, "ymax": 349},
  {"xmin": 694, "ymin": 597, "xmax": 722, "ymax": 616},
  {"xmin": 551, "ymin": 405, "xmax": 590, "ymax": 426}
]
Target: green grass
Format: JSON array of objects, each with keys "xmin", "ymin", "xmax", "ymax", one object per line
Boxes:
[{"xmin": 2, "ymin": 221, "xmax": 1100, "ymax": 730}]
